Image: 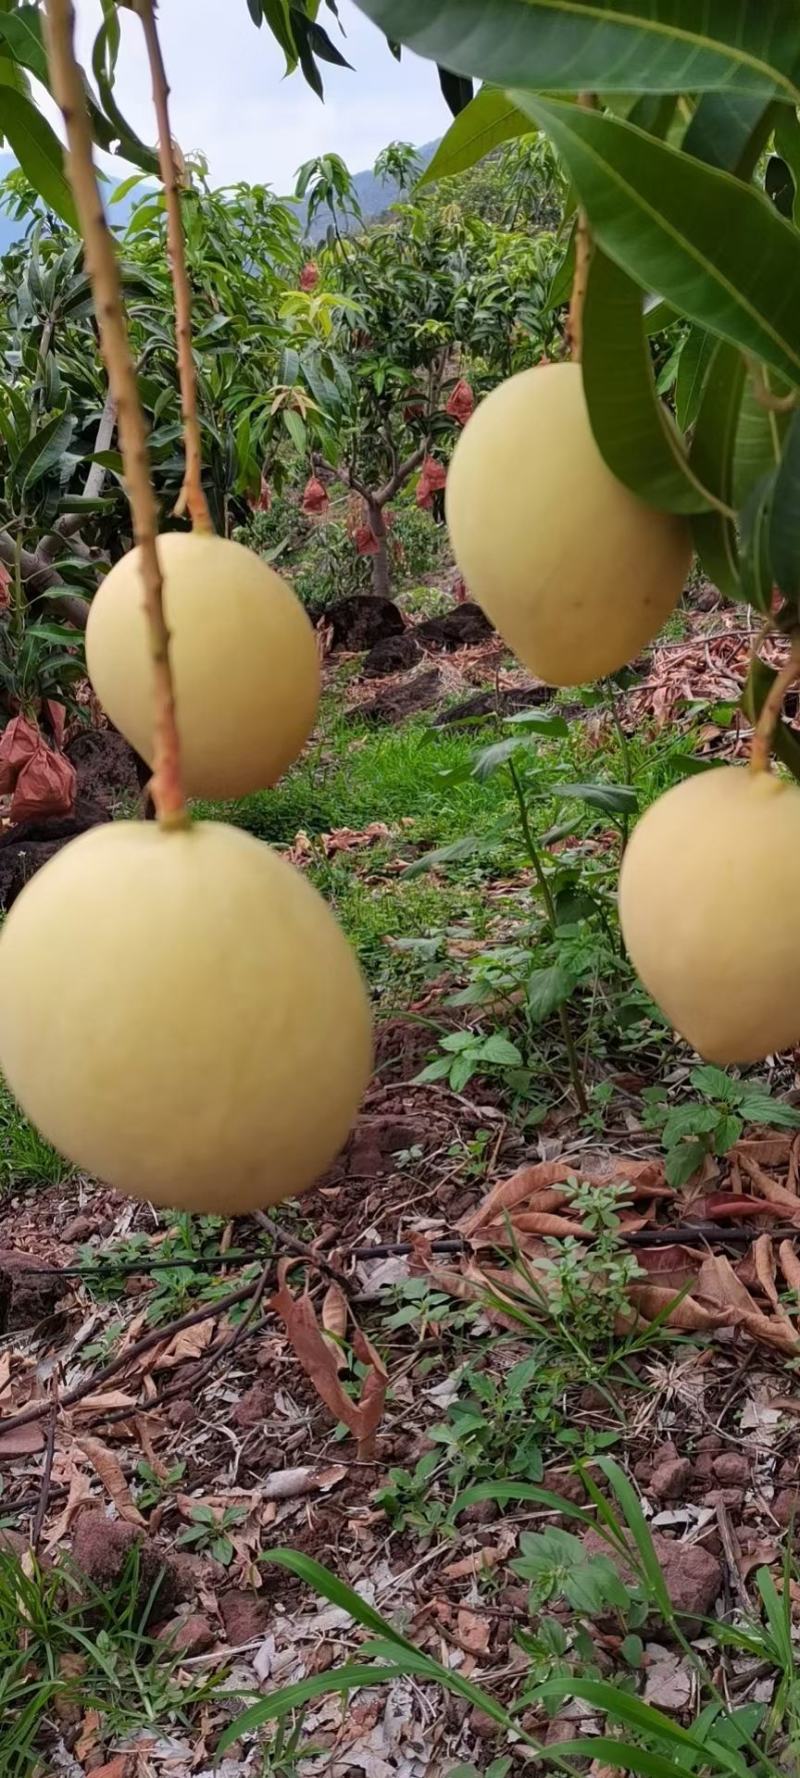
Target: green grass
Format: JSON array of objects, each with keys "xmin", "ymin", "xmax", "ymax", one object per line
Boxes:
[
  {"xmin": 0, "ymin": 1548, "xmax": 230, "ymax": 1775},
  {"xmin": 200, "ymin": 706, "xmax": 513, "ymax": 848},
  {"xmin": 0, "ymin": 1078, "xmax": 73, "ymax": 1194}
]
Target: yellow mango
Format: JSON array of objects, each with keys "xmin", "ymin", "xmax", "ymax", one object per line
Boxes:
[
  {"xmin": 446, "ymin": 361, "xmax": 692, "ymax": 686},
  {"xmin": 0, "ymin": 820, "xmax": 372, "ymax": 1212},
  {"xmin": 87, "ymin": 533, "xmax": 320, "ymax": 798},
  {"xmin": 620, "ymin": 765, "xmax": 800, "ymax": 1063}
]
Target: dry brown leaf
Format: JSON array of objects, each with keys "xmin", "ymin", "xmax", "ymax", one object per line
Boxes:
[
  {"xmin": 696, "ymin": 1252, "xmax": 757, "ymax": 1313},
  {"xmin": 753, "ymin": 1235, "xmax": 781, "ymax": 1311},
  {"xmin": 155, "ymin": 1318, "xmax": 216, "ymax": 1370},
  {"xmin": 460, "ymin": 1160, "xmax": 579, "ymax": 1235},
  {"xmin": 321, "ymin": 1282, "xmax": 349, "ymax": 1372},
  {"xmin": 779, "ymin": 1240, "xmax": 800, "ymax": 1297},
  {"xmin": 0, "ymin": 1421, "xmax": 44, "ymax": 1458},
  {"xmin": 456, "ymin": 1608, "xmax": 491, "ymax": 1656},
  {"xmin": 271, "ymin": 1260, "xmax": 386, "ymax": 1459},
  {"xmin": 0, "ymin": 1352, "xmax": 12, "ymax": 1402},
  {"xmin": 626, "ymin": 1284, "xmax": 725, "ymax": 1332},
  {"xmin": 636, "ymin": 1246, "xmax": 701, "ymax": 1293},
  {"xmin": 261, "ymin": 1464, "xmax": 347, "ymax": 1501},
  {"xmin": 441, "ymin": 1540, "xmax": 514, "ymax": 1580},
  {"xmin": 87, "ymin": 1760, "xmax": 131, "ymax": 1778},
  {"xmin": 44, "ymin": 1456, "xmax": 94, "ymax": 1550},
  {"xmin": 70, "ymin": 1391, "xmax": 138, "ymax": 1418},
  {"xmin": 738, "ymin": 1154, "xmax": 800, "ymax": 1218},
  {"xmin": 74, "ymin": 1710, "xmax": 102, "ymax": 1763},
  {"xmin": 76, "ymin": 1435, "xmax": 146, "ymax": 1528}
]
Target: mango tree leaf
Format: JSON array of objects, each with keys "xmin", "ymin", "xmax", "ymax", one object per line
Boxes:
[
  {"xmin": 510, "ymin": 95, "xmax": 800, "ymax": 388},
  {"xmin": 282, "ymin": 408, "xmax": 307, "ymax": 454},
  {"xmin": 682, "ymin": 94, "xmax": 775, "ymax": 177},
  {"xmin": 582, "ymin": 248, "xmax": 711, "ymax": 512},
  {"xmin": 739, "ymin": 474, "xmax": 774, "ymax": 615},
  {"xmin": 350, "ymin": 2, "xmax": 800, "ymax": 102},
  {"xmin": 742, "ymin": 659, "xmax": 800, "ymax": 787},
  {"xmin": 674, "ymin": 326, "xmax": 716, "ymax": 431},
  {"xmin": 1, "ymin": 90, "xmax": 77, "ymax": 228},
  {"xmin": 688, "ymin": 342, "xmax": 743, "ymax": 599},
  {"xmin": 0, "ymin": 7, "xmax": 49, "ymax": 85},
  {"xmin": 769, "ymin": 409, "xmax": 800, "ymax": 602},
  {"xmin": 731, "ymin": 372, "xmax": 787, "ymax": 509},
  {"xmin": 422, "ymin": 86, "xmax": 532, "ymax": 184},
  {"xmin": 15, "ymin": 412, "xmax": 76, "ymax": 492}
]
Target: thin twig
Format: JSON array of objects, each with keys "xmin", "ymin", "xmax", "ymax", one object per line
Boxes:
[
  {"xmin": 134, "ymin": 0, "xmax": 212, "ymax": 532},
  {"xmin": 31, "ymin": 1388, "xmax": 58, "ymax": 1551},
  {"xmin": 44, "ymin": 0, "xmax": 187, "ymax": 827},
  {"xmin": 254, "ymin": 1210, "xmax": 355, "ymax": 1296},
  {"xmin": 566, "ymin": 94, "xmax": 596, "ymax": 362},
  {"xmin": 749, "ymin": 631, "xmax": 800, "ymax": 774}
]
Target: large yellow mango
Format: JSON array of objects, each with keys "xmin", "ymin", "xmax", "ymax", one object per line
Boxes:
[
  {"xmin": 0, "ymin": 820, "xmax": 372, "ymax": 1212},
  {"xmin": 86, "ymin": 533, "xmax": 320, "ymax": 798},
  {"xmin": 619, "ymin": 765, "xmax": 800, "ymax": 1064},
  {"xmin": 446, "ymin": 361, "xmax": 692, "ymax": 685}
]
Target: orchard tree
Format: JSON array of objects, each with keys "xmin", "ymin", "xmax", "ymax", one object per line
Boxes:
[{"xmin": 299, "ymin": 184, "xmax": 562, "ymax": 595}]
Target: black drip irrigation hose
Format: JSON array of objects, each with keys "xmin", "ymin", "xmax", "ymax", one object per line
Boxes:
[{"xmin": 6, "ymin": 1221, "xmax": 798, "ymax": 1281}]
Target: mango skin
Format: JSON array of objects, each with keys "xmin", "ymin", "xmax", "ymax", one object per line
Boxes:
[
  {"xmin": 619, "ymin": 766, "xmax": 800, "ymax": 1064},
  {"xmin": 86, "ymin": 533, "xmax": 320, "ymax": 799},
  {"xmin": 445, "ymin": 361, "xmax": 692, "ymax": 686},
  {"xmin": 0, "ymin": 820, "xmax": 372, "ymax": 1213}
]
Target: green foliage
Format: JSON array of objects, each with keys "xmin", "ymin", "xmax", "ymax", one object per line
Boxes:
[
  {"xmin": 0, "ymin": 1546, "xmax": 226, "ymax": 1773},
  {"xmin": 642, "ymin": 1064, "xmax": 800, "ymax": 1187},
  {"xmin": 176, "ymin": 1503, "xmax": 247, "ymax": 1567}
]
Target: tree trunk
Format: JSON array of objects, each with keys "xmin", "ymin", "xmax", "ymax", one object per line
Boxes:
[{"xmin": 368, "ymin": 502, "xmax": 390, "ymax": 598}]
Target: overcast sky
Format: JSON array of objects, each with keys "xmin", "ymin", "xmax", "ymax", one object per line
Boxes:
[{"xmin": 70, "ymin": 0, "xmax": 447, "ymax": 193}]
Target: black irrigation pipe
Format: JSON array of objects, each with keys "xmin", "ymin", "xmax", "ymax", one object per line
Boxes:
[{"xmin": 7, "ymin": 1221, "xmax": 800, "ymax": 1282}]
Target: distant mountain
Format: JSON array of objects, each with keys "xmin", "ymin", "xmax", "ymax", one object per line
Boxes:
[
  {"xmin": 292, "ymin": 139, "xmax": 440, "ymax": 238},
  {"xmin": 0, "ymin": 137, "xmax": 442, "ymax": 259}
]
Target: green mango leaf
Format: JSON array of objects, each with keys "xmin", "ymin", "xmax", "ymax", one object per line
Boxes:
[
  {"xmin": 770, "ymin": 409, "xmax": 800, "ymax": 601},
  {"xmin": 350, "ymin": 2, "xmax": 800, "ymax": 102},
  {"xmin": 582, "ymin": 248, "xmax": 711, "ymax": 512},
  {"xmin": 688, "ymin": 342, "xmax": 744, "ymax": 599},
  {"xmin": 510, "ymin": 95, "xmax": 800, "ymax": 388},
  {"xmin": 1, "ymin": 90, "xmax": 77, "ymax": 228},
  {"xmin": 282, "ymin": 408, "xmax": 307, "ymax": 455},
  {"xmin": 674, "ymin": 326, "xmax": 716, "ymax": 431},
  {"xmin": 421, "ymin": 86, "xmax": 532, "ymax": 184},
  {"xmin": 739, "ymin": 472, "xmax": 775, "ymax": 615},
  {"xmin": 682, "ymin": 94, "xmax": 775, "ymax": 177},
  {"xmin": 742, "ymin": 658, "xmax": 800, "ymax": 787},
  {"xmin": 0, "ymin": 7, "xmax": 49, "ymax": 85},
  {"xmin": 15, "ymin": 411, "xmax": 75, "ymax": 492},
  {"xmin": 731, "ymin": 372, "xmax": 787, "ymax": 510}
]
